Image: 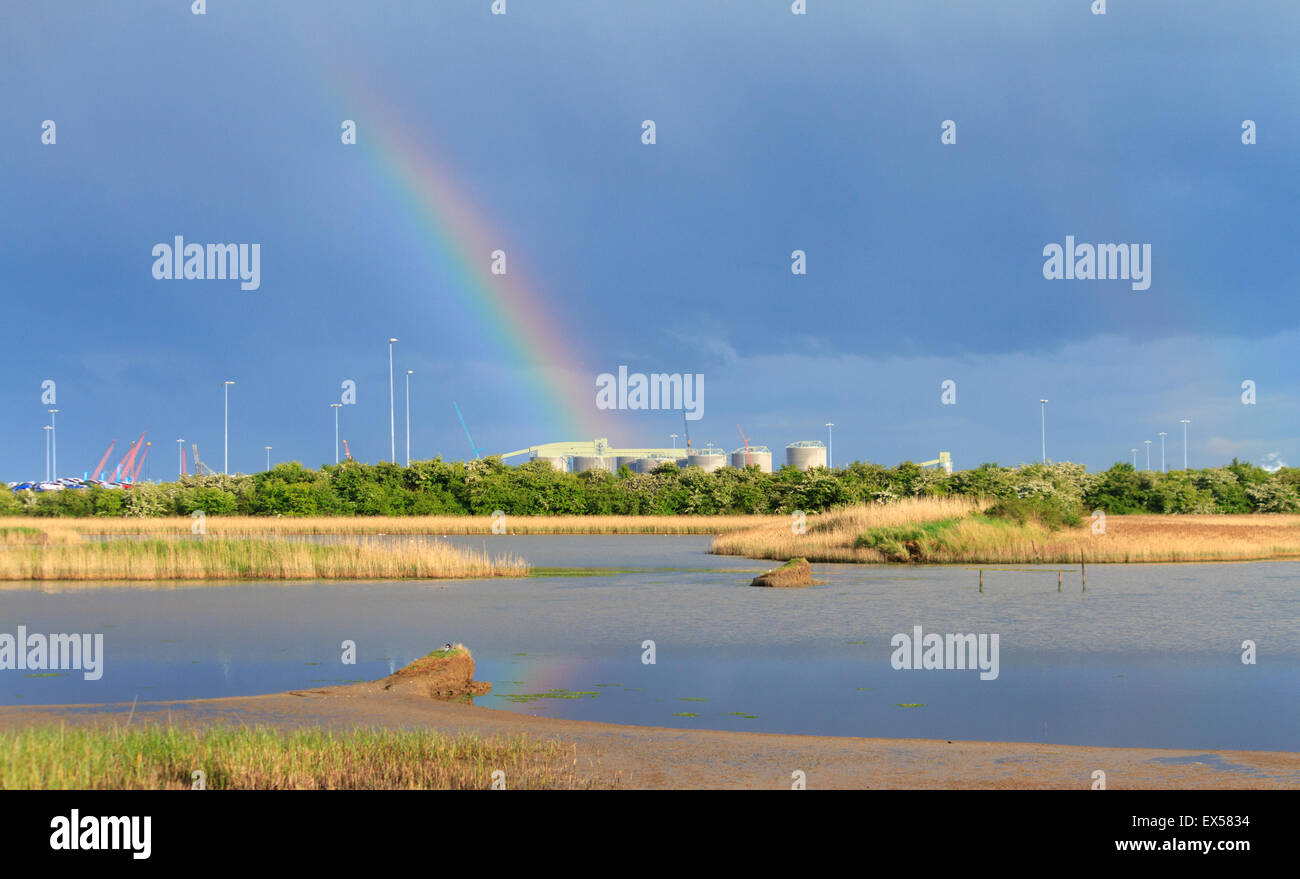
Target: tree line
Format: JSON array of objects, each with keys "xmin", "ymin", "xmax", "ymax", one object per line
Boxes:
[{"xmin": 4, "ymin": 457, "xmax": 1298, "ymax": 518}]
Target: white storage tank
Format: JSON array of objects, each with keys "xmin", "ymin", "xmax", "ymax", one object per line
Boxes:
[
  {"xmin": 730, "ymin": 445, "xmax": 773, "ymax": 473},
  {"xmin": 686, "ymin": 449, "xmax": 727, "ymax": 472},
  {"xmin": 786, "ymin": 441, "xmax": 827, "ymax": 471},
  {"xmin": 633, "ymin": 456, "xmax": 675, "ymax": 474},
  {"xmin": 614, "ymin": 456, "xmax": 640, "ymax": 473},
  {"xmin": 534, "ymin": 455, "xmax": 569, "ymax": 472},
  {"xmin": 572, "ymin": 456, "xmax": 612, "ymax": 474}
]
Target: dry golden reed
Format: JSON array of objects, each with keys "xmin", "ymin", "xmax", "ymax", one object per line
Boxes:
[
  {"xmin": 0, "ymin": 535, "xmax": 527, "ymax": 582},
  {"xmin": 0, "ymin": 514, "xmax": 772, "ymax": 539},
  {"xmin": 712, "ymin": 501, "xmax": 1300, "ymax": 564}
]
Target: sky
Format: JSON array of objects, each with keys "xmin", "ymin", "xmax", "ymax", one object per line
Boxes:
[{"xmin": 1, "ymin": 0, "xmax": 1296, "ymax": 480}]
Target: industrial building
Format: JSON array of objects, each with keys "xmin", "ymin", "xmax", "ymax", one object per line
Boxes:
[
  {"xmin": 785, "ymin": 440, "xmax": 827, "ymax": 471},
  {"xmin": 499, "ymin": 438, "xmax": 950, "ymax": 474},
  {"xmin": 730, "ymin": 445, "xmax": 772, "ymax": 472}
]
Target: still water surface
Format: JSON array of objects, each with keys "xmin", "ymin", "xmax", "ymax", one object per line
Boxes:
[{"xmin": 1, "ymin": 536, "xmax": 1295, "ymax": 750}]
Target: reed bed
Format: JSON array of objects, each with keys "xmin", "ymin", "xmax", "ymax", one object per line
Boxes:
[
  {"xmin": 0, "ymin": 525, "xmax": 81, "ymax": 546},
  {"xmin": 0, "ymin": 725, "xmax": 595, "ymax": 789},
  {"xmin": 0, "ymin": 536, "xmax": 528, "ymax": 581},
  {"xmin": 0, "ymin": 514, "xmax": 774, "ymax": 539},
  {"xmin": 713, "ymin": 502, "xmax": 1300, "ymax": 564},
  {"xmin": 711, "ymin": 497, "xmax": 985, "ymax": 562}
]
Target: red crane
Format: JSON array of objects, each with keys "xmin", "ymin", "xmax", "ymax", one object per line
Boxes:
[
  {"xmin": 115, "ymin": 432, "xmax": 147, "ymax": 483},
  {"xmin": 90, "ymin": 440, "xmax": 117, "ymax": 482},
  {"xmin": 737, "ymin": 424, "xmax": 753, "ymax": 467},
  {"xmin": 130, "ymin": 442, "xmax": 151, "ymax": 482}
]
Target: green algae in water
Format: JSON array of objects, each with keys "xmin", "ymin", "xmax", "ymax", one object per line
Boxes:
[
  {"xmin": 502, "ymin": 689, "xmax": 600, "ymax": 704},
  {"xmin": 673, "ymin": 712, "xmax": 699, "ymax": 718},
  {"xmin": 725, "ymin": 712, "xmax": 758, "ymax": 719},
  {"xmin": 679, "ymin": 697, "xmax": 707, "ymax": 702},
  {"xmin": 896, "ymin": 703, "xmax": 926, "ymax": 708}
]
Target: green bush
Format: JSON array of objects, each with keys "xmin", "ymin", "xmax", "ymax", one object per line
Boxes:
[
  {"xmin": 3, "ymin": 457, "xmax": 1297, "ymax": 518},
  {"xmin": 984, "ymin": 494, "xmax": 1083, "ymax": 530}
]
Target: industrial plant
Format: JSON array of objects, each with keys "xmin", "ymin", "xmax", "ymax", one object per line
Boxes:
[{"xmin": 498, "ymin": 439, "xmax": 952, "ymax": 474}]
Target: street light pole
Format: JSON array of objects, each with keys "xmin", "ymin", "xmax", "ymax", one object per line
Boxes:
[
  {"xmin": 405, "ymin": 370, "xmax": 413, "ymax": 467},
  {"xmin": 1180, "ymin": 419, "xmax": 1191, "ymax": 470},
  {"xmin": 1144, "ymin": 440, "xmax": 1152, "ymax": 471},
  {"xmin": 1131, "ymin": 448, "xmax": 1138, "ymax": 468},
  {"xmin": 222, "ymin": 381, "xmax": 236, "ymax": 474},
  {"xmin": 670, "ymin": 434, "xmax": 678, "ymax": 449},
  {"xmin": 332, "ymin": 403, "xmax": 343, "ymax": 465},
  {"xmin": 1039, "ymin": 400, "xmax": 1049, "ymax": 463},
  {"xmin": 265, "ymin": 446, "xmax": 272, "ymax": 471},
  {"xmin": 387, "ymin": 338, "xmax": 398, "ymax": 463},
  {"xmin": 177, "ymin": 439, "xmax": 184, "ymax": 477},
  {"xmin": 825, "ymin": 422, "xmax": 834, "ymax": 469},
  {"xmin": 43, "ymin": 425, "xmax": 52, "ymax": 482},
  {"xmin": 1158, "ymin": 432, "xmax": 1167, "ymax": 473},
  {"xmin": 48, "ymin": 409, "xmax": 58, "ymax": 480}
]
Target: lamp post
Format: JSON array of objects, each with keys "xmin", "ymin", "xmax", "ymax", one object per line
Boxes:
[
  {"xmin": 1158, "ymin": 432, "xmax": 1167, "ymax": 473},
  {"xmin": 670, "ymin": 434, "xmax": 678, "ymax": 449},
  {"xmin": 332, "ymin": 403, "xmax": 343, "ymax": 465},
  {"xmin": 1179, "ymin": 419, "xmax": 1191, "ymax": 470},
  {"xmin": 1039, "ymin": 399, "xmax": 1049, "ymax": 463},
  {"xmin": 1131, "ymin": 448, "xmax": 1138, "ymax": 468},
  {"xmin": 48, "ymin": 409, "xmax": 58, "ymax": 480},
  {"xmin": 177, "ymin": 438, "xmax": 185, "ymax": 477},
  {"xmin": 405, "ymin": 369, "xmax": 413, "ymax": 467},
  {"xmin": 825, "ymin": 422, "xmax": 834, "ymax": 469},
  {"xmin": 265, "ymin": 446, "xmax": 272, "ymax": 471},
  {"xmin": 222, "ymin": 380, "xmax": 236, "ymax": 474},
  {"xmin": 43, "ymin": 425, "xmax": 52, "ymax": 482},
  {"xmin": 387, "ymin": 338, "xmax": 398, "ymax": 463},
  {"xmin": 1144, "ymin": 440, "xmax": 1152, "ymax": 471}
]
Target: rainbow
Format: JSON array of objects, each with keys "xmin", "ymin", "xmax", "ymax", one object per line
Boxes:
[{"xmin": 348, "ymin": 94, "xmax": 606, "ymax": 445}]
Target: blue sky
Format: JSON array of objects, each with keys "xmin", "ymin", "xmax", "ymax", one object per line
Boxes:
[{"xmin": 2, "ymin": 1, "xmax": 1296, "ymax": 480}]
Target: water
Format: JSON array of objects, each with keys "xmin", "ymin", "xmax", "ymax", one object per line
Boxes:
[{"xmin": 1, "ymin": 535, "xmax": 1296, "ymax": 751}]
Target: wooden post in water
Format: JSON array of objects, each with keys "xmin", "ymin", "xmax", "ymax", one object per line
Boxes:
[
  {"xmin": 1081, "ymin": 551, "xmax": 1086, "ymax": 592},
  {"xmin": 979, "ymin": 569, "xmax": 983, "ymax": 593},
  {"xmin": 1058, "ymin": 570, "xmax": 1062, "ymax": 591}
]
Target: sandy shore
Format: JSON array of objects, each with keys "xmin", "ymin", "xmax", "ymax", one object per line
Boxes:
[{"xmin": 2, "ymin": 682, "xmax": 1297, "ymax": 789}]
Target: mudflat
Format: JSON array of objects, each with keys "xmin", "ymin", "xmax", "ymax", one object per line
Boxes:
[{"xmin": 2, "ymin": 683, "xmax": 1296, "ymax": 790}]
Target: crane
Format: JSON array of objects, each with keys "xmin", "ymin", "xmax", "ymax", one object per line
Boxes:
[
  {"xmin": 341, "ymin": 439, "xmax": 353, "ymax": 461},
  {"xmin": 130, "ymin": 442, "xmax": 151, "ymax": 482},
  {"xmin": 737, "ymin": 424, "xmax": 753, "ymax": 467},
  {"xmin": 453, "ymin": 402, "xmax": 482, "ymax": 460},
  {"xmin": 114, "ymin": 432, "xmax": 147, "ymax": 483},
  {"xmin": 191, "ymin": 443, "xmax": 218, "ymax": 476},
  {"xmin": 90, "ymin": 440, "xmax": 117, "ymax": 482}
]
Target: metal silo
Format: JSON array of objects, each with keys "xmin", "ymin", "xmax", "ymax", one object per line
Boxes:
[
  {"xmin": 614, "ymin": 456, "xmax": 640, "ymax": 472},
  {"xmin": 686, "ymin": 449, "xmax": 727, "ymax": 472},
  {"xmin": 731, "ymin": 445, "xmax": 773, "ymax": 472},
  {"xmin": 534, "ymin": 455, "xmax": 569, "ymax": 472},
  {"xmin": 572, "ymin": 456, "xmax": 612, "ymax": 474},
  {"xmin": 786, "ymin": 441, "xmax": 827, "ymax": 471}
]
